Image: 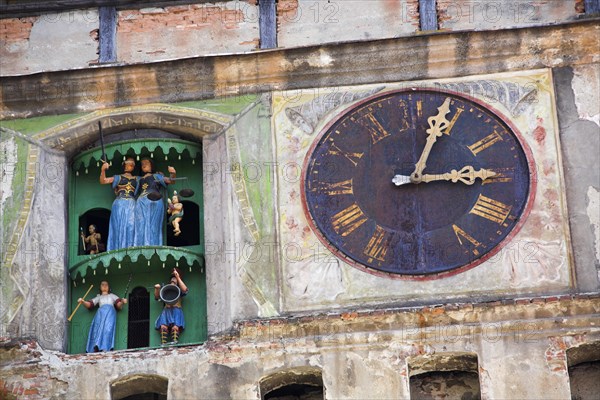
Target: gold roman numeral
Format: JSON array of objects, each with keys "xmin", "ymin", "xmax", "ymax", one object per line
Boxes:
[
  {"xmin": 328, "ymin": 141, "xmax": 364, "ymax": 167},
  {"xmin": 416, "ymin": 100, "xmax": 423, "ymax": 118},
  {"xmin": 468, "ymin": 130, "xmax": 504, "ymax": 155},
  {"xmin": 469, "ymin": 194, "xmax": 512, "ymax": 225},
  {"xmin": 481, "ymin": 174, "xmax": 513, "ymax": 185},
  {"xmin": 331, "ymin": 204, "xmax": 368, "ymax": 237},
  {"xmin": 363, "ymin": 225, "xmax": 392, "ymax": 262},
  {"xmin": 443, "ymin": 106, "xmax": 464, "ymax": 135},
  {"xmin": 356, "ymin": 112, "xmax": 391, "ymax": 144},
  {"xmin": 317, "ymin": 179, "xmax": 353, "ymax": 195},
  {"xmin": 452, "ymin": 224, "xmax": 484, "ymax": 256}
]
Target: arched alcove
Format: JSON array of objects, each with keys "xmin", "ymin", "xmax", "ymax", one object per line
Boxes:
[
  {"xmin": 166, "ymin": 200, "xmax": 200, "ymax": 247},
  {"xmin": 259, "ymin": 367, "xmax": 324, "ymax": 400},
  {"xmin": 110, "ymin": 374, "xmax": 168, "ymax": 400},
  {"xmin": 567, "ymin": 342, "xmax": 600, "ymax": 400},
  {"xmin": 408, "ymin": 353, "xmax": 481, "ymax": 400},
  {"xmin": 79, "ymin": 208, "xmax": 110, "ymax": 255},
  {"xmin": 50, "ymin": 106, "xmax": 229, "ymax": 354}
]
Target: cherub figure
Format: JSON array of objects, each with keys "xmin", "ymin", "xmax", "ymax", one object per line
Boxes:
[{"xmin": 167, "ymin": 191, "xmax": 184, "ymax": 236}]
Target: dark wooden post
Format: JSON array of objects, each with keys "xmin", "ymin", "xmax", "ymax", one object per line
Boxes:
[
  {"xmin": 259, "ymin": 0, "xmax": 277, "ymax": 49},
  {"xmin": 99, "ymin": 6, "xmax": 117, "ymax": 63},
  {"xmin": 419, "ymin": 0, "xmax": 438, "ymax": 31}
]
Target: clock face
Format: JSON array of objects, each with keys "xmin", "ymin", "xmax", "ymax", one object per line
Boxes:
[{"xmin": 301, "ymin": 89, "xmax": 535, "ymax": 278}]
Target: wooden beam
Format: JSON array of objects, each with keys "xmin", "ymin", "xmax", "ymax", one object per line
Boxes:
[
  {"xmin": 259, "ymin": 0, "xmax": 277, "ymax": 49},
  {"xmin": 1, "ymin": 20, "xmax": 598, "ymax": 120},
  {"xmin": 586, "ymin": 0, "xmax": 600, "ymax": 14},
  {"xmin": 419, "ymin": 0, "xmax": 438, "ymax": 31},
  {"xmin": 98, "ymin": 6, "xmax": 117, "ymax": 63}
]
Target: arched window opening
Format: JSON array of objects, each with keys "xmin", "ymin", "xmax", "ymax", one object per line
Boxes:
[
  {"xmin": 264, "ymin": 384, "xmax": 323, "ymax": 400},
  {"xmin": 410, "ymin": 371, "xmax": 480, "ymax": 400},
  {"xmin": 260, "ymin": 367, "xmax": 324, "ymax": 400},
  {"xmin": 79, "ymin": 209, "xmax": 110, "ymax": 255},
  {"xmin": 110, "ymin": 374, "xmax": 168, "ymax": 400},
  {"xmin": 567, "ymin": 342, "xmax": 600, "ymax": 400},
  {"xmin": 166, "ymin": 200, "xmax": 200, "ymax": 247},
  {"xmin": 121, "ymin": 394, "xmax": 166, "ymax": 400},
  {"xmin": 127, "ymin": 287, "xmax": 150, "ymax": 349},
  {"xmin": 408, "ymin": 353, "xmax": 481, "ymax": 400}
]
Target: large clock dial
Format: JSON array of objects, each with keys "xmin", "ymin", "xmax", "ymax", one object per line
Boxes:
[{"xmin": 301, "ymin": 89, "xmax": 535, "ymax": 278}]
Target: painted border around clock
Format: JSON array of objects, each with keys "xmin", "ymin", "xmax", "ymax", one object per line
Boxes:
[{"xmin": 300, "ymin": 87, "xmax": 538, "ymax": 281}]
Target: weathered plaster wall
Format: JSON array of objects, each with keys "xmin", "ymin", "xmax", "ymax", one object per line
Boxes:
[
  {"xmin": 1, "ymin": 147, "xmax": 67, "ymax": 351},
  {"xmin": 1, "ymin": 296, "xmax": 598, "ymax": 399},
  {"xmin": 3, "ymin": 21, "xmax": 598, "ymax": 120},
  {"xmin": 0, "ymin": 2, "xmax": 593, "ymax": 77},
  {"xmin": 277, "ymin": 0, "xmax": 420, "ymax": 48},
  {"xmin": 0, "ymin": 10, "xmax": 99, "ymax": 76},
  {"xmin": 554, "ymin": 64, "xmax": 600, "ymax": 290},
  {"xmin": 437, "ymin": 0, "xmax": 582, "ymax": 31},
  {"xmin": 117, "ymin": 2, "xmax": 260, "ymax": 64}
]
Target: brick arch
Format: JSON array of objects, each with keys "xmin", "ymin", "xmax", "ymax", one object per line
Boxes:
[
  {"xmin": 110, "ymin": 374, "xmax": 168, "ymax": 400},
  {"xmin": 34, "ymin": 103, "xmax": 233, "ymax": 155}
]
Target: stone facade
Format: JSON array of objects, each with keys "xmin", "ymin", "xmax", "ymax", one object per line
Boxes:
[{"xmin": 1, "ymin": 1, "xmax": 599, "ymax": 399}]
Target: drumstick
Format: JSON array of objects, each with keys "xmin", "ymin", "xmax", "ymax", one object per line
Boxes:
[{"xmin": 67, "ymin": 284, "xmax": 94, "ymax": 321}]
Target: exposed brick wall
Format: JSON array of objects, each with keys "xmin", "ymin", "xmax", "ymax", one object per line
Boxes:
[
  {"xmin": 545, "ymin": 335, "xmax": 587, "ymax": 375},
  {"xmin": 118, "ymin": 5, "xmax": 248, "ymax": 33},
  {"xmin": 0, "ymin": 340, "xmax": 68, "ymax": 399},
  {"xmin": 0, "ymin": 17, "xmax": 37, "ymax": 41}
]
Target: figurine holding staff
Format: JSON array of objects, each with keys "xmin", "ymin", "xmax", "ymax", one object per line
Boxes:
[{"xmin": 78, "ymin": 281, "xmax": 127, "ymax": 353}]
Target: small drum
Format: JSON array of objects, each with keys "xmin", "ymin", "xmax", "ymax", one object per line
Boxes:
[{"xmin": 159, "ymin": 284, "xmax": 181, "ymax": 305}]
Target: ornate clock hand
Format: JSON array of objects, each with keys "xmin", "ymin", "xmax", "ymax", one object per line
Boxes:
[
  {"xmin": 421, "ymin": 166, "xmax": 497, "ymax": 185},
  {"xmin": 410, "ymin": 98, "xmax": 452, "ymax": 184}
]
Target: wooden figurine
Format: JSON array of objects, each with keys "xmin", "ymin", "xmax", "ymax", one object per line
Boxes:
[
  {"xmin": 80, "ymin": 224, "xmax": 106, "ymax": 254},
  {"xmin": 78, "ymin": 281, "xmax": 127, "ymax": 352},
  {"xmin": 167, "ymin": 191, "xmax": 184, "ymax": 237},
  {"xmin": 154, "ymin": 268, "xmax": 188, "ymax": 344}
]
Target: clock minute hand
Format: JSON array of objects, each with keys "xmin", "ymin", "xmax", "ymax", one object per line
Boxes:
[
  {"xmin": 421, "ymin": 166, "xmax": 497, "ymax": 185},
  {"xmin": 410, "ymin": 98, "xmax": 452, "ymax": 184}
]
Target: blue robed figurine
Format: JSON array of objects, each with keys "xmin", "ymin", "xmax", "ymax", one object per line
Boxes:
[
  {"xmin": 155, "ymin": 268, "xmax": 188, "ymax": 345},
  {"xmin": 134, "ymin": 158, "xmax": 176, "ymax": 246},
  {"xmin": 100, "ymin": 157, "xmax": 139, "ymax": 251},
  {"xmin": 78, "ymin": 281, "xmax": 127, "ymax": 353}
]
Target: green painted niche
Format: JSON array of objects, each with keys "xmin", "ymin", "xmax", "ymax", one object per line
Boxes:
[{"xmin": 68, "ymin": 137, "xmax": 207, "ymax": 354}]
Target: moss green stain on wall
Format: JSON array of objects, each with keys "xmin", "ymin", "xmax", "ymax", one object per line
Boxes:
[
  {"xmin": 236, "ymin": 102, "xmax": 274, "ymax": 237},
  {"xmin": 176, "ymin": 95, "xmax": 259, "ymax": 116},
  {"xmin": 2, "ymin": 113, "xmax": 85, "ymax": 136},
  {"xmin": 1, "ymin": 136, "xmax": 28, "ymax": 251}
]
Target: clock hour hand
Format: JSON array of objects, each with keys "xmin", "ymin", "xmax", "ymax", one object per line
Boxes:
[
  {"xmin": 421, "ymin": 166, "xmax": 497, "ymax": 185},
  {"xmin": 410, "ymin": 98, "xmax": 452, "ymax": 184}
]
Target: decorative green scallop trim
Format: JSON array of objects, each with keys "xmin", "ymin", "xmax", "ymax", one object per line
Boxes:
[
  {"xmin": 68, "ymin": 246, "xmax": 204, "ymax": 280},
  {"xmin": 71, "ymin": 138, "xmax": 202, "ymax": 171}
]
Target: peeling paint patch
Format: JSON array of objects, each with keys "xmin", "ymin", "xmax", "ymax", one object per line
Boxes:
[
  {"xmin": 587, "ymin": 186, "xmax": 600, "ymax": 268},
  {"xmin": 295, "ymin": 49, "xmax": 334, "ymax": 68},
  {"xmin": 533, "ymin": 117, "xmax": 546, "ymax": 146},
  {"xmin": 572, "ymin": 64, "xmax": 600, "ymax": 127},
  {"xmin": 0, "ymin": 137, "xmax": 17, "ymax": 207}
]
